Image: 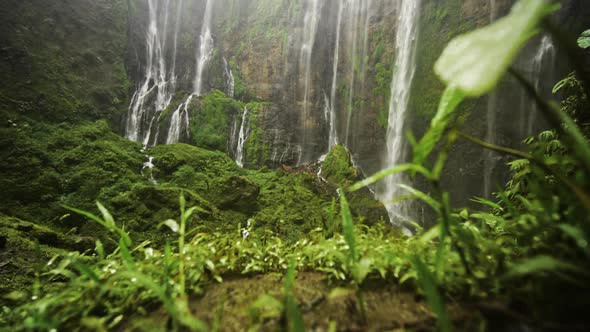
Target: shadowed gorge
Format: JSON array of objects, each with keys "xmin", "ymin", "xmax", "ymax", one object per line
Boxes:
[{"xmin": 2, "ymin": 0, "xmax": 590, "ymax": 331}]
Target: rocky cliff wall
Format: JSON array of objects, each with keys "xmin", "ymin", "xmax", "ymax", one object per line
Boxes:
[{"xmin": 0, "ymin": 0, "xmax": 130, "ymax": 126}]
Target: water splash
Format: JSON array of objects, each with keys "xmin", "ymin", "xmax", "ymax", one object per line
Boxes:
[
  {"xmin": 377, "ymin": 0, "xmax": 421, "ymax": 230},
  {"xmin": 141, "ymin": 155, "xmax": 157, "ymax": 185}
]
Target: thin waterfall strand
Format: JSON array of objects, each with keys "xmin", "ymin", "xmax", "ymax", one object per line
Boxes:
[{"xmin": 377, "ymin": 0, "xmax": 422, "ymax": 229}]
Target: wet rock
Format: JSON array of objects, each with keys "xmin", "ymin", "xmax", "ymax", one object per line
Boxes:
[
  {"xmin": 16, "ymin": 221, "xmax": 34, "ymax": 232},
  {"xmin": 214, "ymin": 176, "xmax": 260, "ymax": 214},
  {"xmin": 30, "ymin": 228, "xmax": 60, "ymax": 247}
]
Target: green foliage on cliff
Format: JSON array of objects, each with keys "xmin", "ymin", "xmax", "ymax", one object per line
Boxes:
[
  {"xmin": 322, "ymin": 145, "xmax": 359, "ymax": 187},
  {"xmin": 0, "ymin": 0, "xmax": 130, "ymax": 128},
  {"xmin": 244, "ymin": 102, "xmax": 271, "ymax": 166},
  {"xmin": 410, "ymin": 0, "xmax": 477, "ymax": 123},
  {"xmin": 190, "ymin": 90, "xmax": 242, "ymax": 152}
]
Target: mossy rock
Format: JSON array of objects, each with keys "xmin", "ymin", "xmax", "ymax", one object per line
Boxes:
[
  {"xmin": 210, "ymin": 175, "xmax": 260, "ymax": 214},
  {"xmin": 189, "ymin": 90, "xmax": 243, "ymax": 152},
  {"xmin": 150, "ymin": 143, "xmax": 241, "ymax": 179},
  {"xmin": 321, "ymin": 145, "xmax": 360, "ymax": 187}
]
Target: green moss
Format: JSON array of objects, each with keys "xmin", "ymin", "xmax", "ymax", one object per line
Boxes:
[
  {"xmin": 246, "ymin": 170, "xmax": 332, "ymax": 243},
  {"xmin": 189, "ymin": 90, "xmax": 242, "ymax": 152},
  {"xmin": 0, "ymin": 215, "xmax": 88, "ymax": 307},
  {"xmin": 322, "ymin": 145, "xmax": 359, "ymax": 187},
  {"xmin": 409, "ymin": 0, "xmax": 479, "ymax": 127},
  {"xmin": 0, "ymin": 0, "xmax": 130, "ymax": 128},
  {"xmin": 244, "ymin": 102, "xmax": 271, "ymax": 166}
]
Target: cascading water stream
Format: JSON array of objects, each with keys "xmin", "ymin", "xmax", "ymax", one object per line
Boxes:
[
  {"xmin": 170, "ymin": 0, "xmax": 184, "ymax": 90},
  {"xmin": 483, "ymin": 0, "xmax": 500, "ymax": 198},
  {"xmin": 524, "ymin": 35, "xmax": 556, "ymax": 136},
  {"xmin": 483, "ymin": 2, "xmax": 556, "ymax": 197},
  {"xmin": 223, "ymin": 58, "xmax": 235, "ymax": 98},
  {"xmin": 194, "ymin": 0, "xmax": 214, "ymax": 96},
  {"xmin": 126, "ymin": 0, "xmax": 181, "ymax": 146},
  {"xmin": 166, "ymin": 95, "xmax": 193, "ymax": 144},
  {"xmin": 141, "ymin": 155, "xmax": 157, "ymax": 185},
  {"xmin": 167, "ymin": 0, "xmax": 215, "ymax": 144},
  {"xmin": 327, "ymin": 0, "xmax": 345, "ymax": 151},
  {"xmin": 377, "ymin": 0, "xmax": 421, "ymax": 230},
  {"xmin": 299, "ymin": 0, "xmax": 322, "ymax": 164},
  {"xmin": 235, "ymin": 107, "xmax": 250, "ymax": 167},
  {"xmin": 344, "ymin": 0, "xmax": 361, "ymax": 146}
]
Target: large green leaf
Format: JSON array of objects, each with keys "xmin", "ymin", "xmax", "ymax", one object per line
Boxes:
[
  {"xmin": 434, "ymin": 0, "xmax": 558, "ymax": 97},
  {"xmin": 578, "ymin": 29, "xmax": 590, "ymax": 49}
]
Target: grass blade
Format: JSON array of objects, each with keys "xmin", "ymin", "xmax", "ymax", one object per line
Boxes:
[
  {"xmin": 412, "ymin": 256, "xmax": 452, "ymax": 332},
  {"xmin": 348, "ymin": 164, "xmax": 432, "ymax": 192}
]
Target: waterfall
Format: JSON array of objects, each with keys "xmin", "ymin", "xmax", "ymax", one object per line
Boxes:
[
  {"xmin": 359, "ymin": 0, "xmax": 373, "ymax": 86},
  {"xmin": 524, "ymin": 35, "xmax": 556, "ymax": 136},
  {"xmin": 300, "ymin": 0, "xmax": 322, "ymax": 134},
  {"xmin": 166, "ymin": 95, "xmax": 193, "ymax": 144},
  {"xmin": 483, "ymin": 0, "xmax": 500, "ymax": 199},
  {"xmin": 194, "ymin": 0, "xmax": 214, "ymax": 96},
  {"xmin": 166, "ymin": 104, "xmax": 184, "ymax": 144},
  {"xmin": 342, "ymin": 0, "xmax": 373, "ymax": 146},
  {"xmin": 141, "ymin": 155, "xmax": 157, "ymax": 185},
  {"xmin": 235, "ymin": 107, "xmax": 250, "ymax": 167},
  {"xmin": 167, "ymin": 0, "xmax": 215, "ymax": 145},
  {"xmin": 344, "ymin": 0, "xmax": 361, "ymax": 146},
  {"xmin": 170, "ymin": 0, "xmax": 184, "ymax": 90},
  {"xmin": 223, "ymin": 58, "xmax": 235, "ymax": 98},
  {"xmin": 483, "ymin": 0, "xmax": 556, "ymax": 198},
  {"xmin": 327, "ymin": 0, "xmax": 344, "ymax": 151},
  {"xmin": 377, "ymin": 0, "xmax": 421, "ymax": 229},
  {"xmin": 125, "ymin": 0, "xmax": 180, "ymax": 146}
]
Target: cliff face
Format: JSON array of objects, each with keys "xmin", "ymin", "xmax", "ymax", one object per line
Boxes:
[
  {"xmin": 2, "ymin": 0, "xmax": 589, "ymax": 222},
  {"xmin": 0, "ymin": 0, "xmax": 130, "ymax": 126},
  {"xmin": 125, "ymin": 0, "xmax": 400, "ymax": 171}
]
